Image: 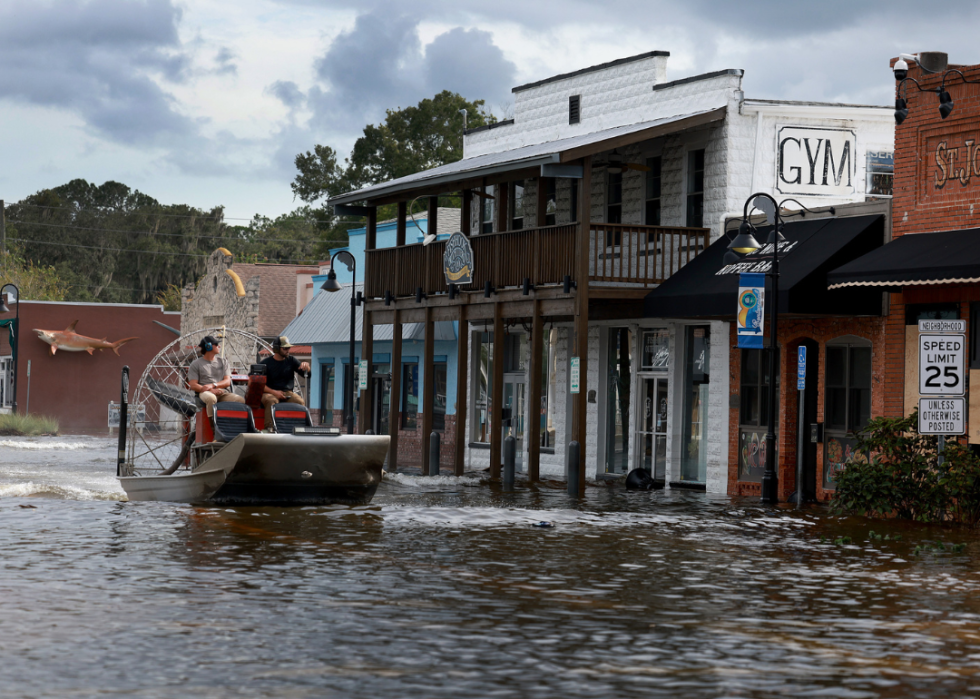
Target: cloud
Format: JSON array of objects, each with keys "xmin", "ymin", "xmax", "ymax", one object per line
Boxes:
[
  {"xmin": 422, "ymin": 27, "xmax": 516, "ymax": 111},
  {"xmin": 0, "ymin": 0, "xmax": 196, "ymax": 146},
  {"xmin": 214, "ymin": 47, "xmax": 238, "ymax": 76}
]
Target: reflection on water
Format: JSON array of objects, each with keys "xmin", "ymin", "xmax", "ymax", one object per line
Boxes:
[{"xmin": 1, "ymin": 435, "xmax": 980, "ymax": 698}]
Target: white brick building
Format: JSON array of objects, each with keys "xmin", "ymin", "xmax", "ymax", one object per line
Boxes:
[{"xmin": 330, "ymin": 50, "xmax": 893, "ymax": 493}]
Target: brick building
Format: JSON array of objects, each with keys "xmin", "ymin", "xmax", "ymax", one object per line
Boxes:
[
  {"xmin": 829, "ymin": 53, "xmax": 980, "ymax": 449},
  {"xmin": 325, "ymin": 49, "xmax": 894, "ymax": 492}
]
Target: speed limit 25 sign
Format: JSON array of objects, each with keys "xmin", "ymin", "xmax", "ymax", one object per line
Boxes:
[{"xmin": 919, "ymin": 333, "xmax": 966, "ymax": 396}]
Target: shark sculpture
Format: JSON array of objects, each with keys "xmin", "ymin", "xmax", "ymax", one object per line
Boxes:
[{"xmin": 34, "ymin": 321, "xmax": 138, "ymax": 356}]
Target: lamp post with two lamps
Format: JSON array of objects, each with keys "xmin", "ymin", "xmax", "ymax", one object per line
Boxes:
[
  {"xmin": 321, "ymin": 250, "xmax": 361, "ymax": 435},
  {"xmin": 725, "ymin": 194, "xmax": 828, "ymax": 503},
  {"xmin": 0, "ymin": 283, "xmax": 19, "ymax": 414}
]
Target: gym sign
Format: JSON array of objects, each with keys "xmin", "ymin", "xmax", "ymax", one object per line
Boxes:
[{"xmin": 776, "ymin": 126, "xmax": 857, "ymax": 197}]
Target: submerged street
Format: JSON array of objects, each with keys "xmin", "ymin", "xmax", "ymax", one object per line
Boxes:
[{"xmin": 2, "ymin": 434, "xmax": 979, "ymax": 698}]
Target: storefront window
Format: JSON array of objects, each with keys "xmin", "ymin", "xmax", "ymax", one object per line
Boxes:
[
  {"xmin": 318, "ymin": 363, "xmax": 334, "ymax": 425},
  {"xmin": 681, "ymin": 326, "xmax": 710, "ymax": 482},
  {"xmin": 432, "ymin": 361, "xmax": 447, "ymax": 432},
  {"xmin": 641, "ymin": 329, "xmax": 670, "ymax": 370},
  {"xmin": 824, "ymin": 339, "xmax": 872, "ymax": 489},
  {"xmin": 402, "ymin": 363, "xmax": 419, "ymax": 429},
  {"xmin": 540, "ymin": 328, "xmax": 558, "ymax": 448},
  {"xmin": 473, "ymin": 332, "xmax": 493, "ymax": 443},
  {"xmin": 738, "ymin": 349, "xmax": 779, "ymax": 482},
  {"xmin": 604, "ymin": 327, "xmax": 632, "ymax": 474}
]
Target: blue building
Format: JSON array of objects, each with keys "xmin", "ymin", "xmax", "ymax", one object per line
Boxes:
[{"xmin": 282, "ymin": 208, "xmax": 460, "ymax": 466}]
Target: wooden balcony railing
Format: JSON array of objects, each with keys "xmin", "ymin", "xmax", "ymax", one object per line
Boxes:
[{"xmin": 364, "ymin": 222, "xmax": 709, "ymax": 299}]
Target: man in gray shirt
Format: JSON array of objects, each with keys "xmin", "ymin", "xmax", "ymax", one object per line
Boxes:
[{"xmin": 188, "ymin": 335, "xmax": 245, "ymax": 416}]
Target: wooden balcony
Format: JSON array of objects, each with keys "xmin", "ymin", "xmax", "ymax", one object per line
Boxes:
[{"xmin": 364, "ymin": 222, "xmax": 709, "ymax": 300}]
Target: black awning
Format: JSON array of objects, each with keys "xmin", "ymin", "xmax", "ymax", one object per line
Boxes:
[
  {"xmin": 644, "ymin": 214, "xmax": 885, "ymax": 318},
  {"xmin": 828, "ymin": 227, "xmax": 980, "ymax": 291}
]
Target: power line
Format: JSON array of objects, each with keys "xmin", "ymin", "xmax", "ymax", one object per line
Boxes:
[
  {"xmin": 5, "ymin": 237, "xmax": 319, "ymax": 264},
  {"xmin": 17, "ymin": 202, "xmax": 255, "ymax": 221},
  {"xmin": 9, "ymin": 218, "xmax": 326, "ymax": 244}
]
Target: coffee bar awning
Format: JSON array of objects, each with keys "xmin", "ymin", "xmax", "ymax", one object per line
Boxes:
[
  {"xmin": 644, "ymin": 214, "xmax": 886, "ymax": 318},
  {"xmin": 828, "ymin": 227, "xmax": 980, "ymax": 291}
]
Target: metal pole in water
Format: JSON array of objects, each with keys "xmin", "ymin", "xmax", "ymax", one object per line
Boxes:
[
  {"xmin": 567, "ymin": 441, "xmax": 580, "ymax": 497},
  {"xmin": 503, "ymin": 435, "xmax": 516, "ymax": 489},
  {"xmin": 117, "ymin": 366, "xmax": 129, "ymax": 477},
  {"xmin": 428, "ymin": 431, "xmax": 440, "ymax": 477}
]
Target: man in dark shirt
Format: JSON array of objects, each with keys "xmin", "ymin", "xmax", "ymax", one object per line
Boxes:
[{"xmin": 260, "ymin": 336, "xmax": 310, "ymax": 430}]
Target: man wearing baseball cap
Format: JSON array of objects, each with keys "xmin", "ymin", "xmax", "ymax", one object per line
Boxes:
[
  {"xmin": 259, "ymin": 336, "xmax": 311, "ymax": 430},
  {"xmin": 188, "ymin": 335, "xmax": 245, "ymax": 416}
]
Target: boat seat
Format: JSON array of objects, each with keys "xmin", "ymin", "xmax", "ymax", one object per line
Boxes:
[
  {"xmin": 271, "ymin": 403, "xmax": 314, "ymax": 434},
  {"xmin": 212, "ymin": 403, "xmax": 257, "ymax": 442}
]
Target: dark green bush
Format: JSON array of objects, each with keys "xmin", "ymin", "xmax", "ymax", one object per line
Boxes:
[{"xmin": 830, "ymin": 409, "xmax": 980, "ymax": 526}]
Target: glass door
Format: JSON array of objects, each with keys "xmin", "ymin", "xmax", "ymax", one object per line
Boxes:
[
  {"xmin": 371, "ymin": 364, "xmax": 390, "ymax": 436},
  {"xmin": 502, "ymin": 376, "xmax": 526, "ymax": 465},
  {"xmin": 637, "ymin": 377, "xmax": 668, "ymax": 480}
]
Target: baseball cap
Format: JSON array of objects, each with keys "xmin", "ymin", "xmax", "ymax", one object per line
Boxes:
[{"xmin": 275, "ymin": 336, "xmax": 293, "ymax": 349}]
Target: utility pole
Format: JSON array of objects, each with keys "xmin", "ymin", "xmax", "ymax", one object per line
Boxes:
[{"xmin": 1, "ymin": 200, "xmax": 5, "ymax": 255}]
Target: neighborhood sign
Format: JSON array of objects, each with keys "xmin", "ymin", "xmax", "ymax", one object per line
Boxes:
[
  {"xmin": 776, "ymin": 126, "xmax": 857, "ymax": 197},
  {"xmin": 919, "ymin": 397, "xmax": 966, "ymax": 436},
  {"xmin": 443, "ymin": 231, "xmax": 474, "ymax": 286},
  {"xmin": 918, "ymin": 333, "xmax": 966, "ymax": 396},
  {"xmin": 918, "ymin": 319, "xmax": 965, "ymax": 333}
]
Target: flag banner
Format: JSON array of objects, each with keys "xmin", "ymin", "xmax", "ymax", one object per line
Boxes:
[{"xmin": 737, "ymin": 273, "xmax": 765, "ymax": 349}]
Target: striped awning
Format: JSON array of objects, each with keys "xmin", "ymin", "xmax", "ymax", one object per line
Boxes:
[{"xmin": 828, "ymin": 228, "xmax": 980, "ymax": 291}]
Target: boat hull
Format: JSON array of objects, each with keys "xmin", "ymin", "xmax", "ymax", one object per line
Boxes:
[{"xmin": 119, "ymin": 433, "xmax": 387, "ymax": 505}]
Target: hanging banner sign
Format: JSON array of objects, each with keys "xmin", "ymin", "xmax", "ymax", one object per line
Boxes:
[
  {"xmin": 443, "ymin": 231, "xmax": 474, "ymax": 285},
  {"xmin": 736, "ymin": 273, "xmax": 765, "ymax": 349}
]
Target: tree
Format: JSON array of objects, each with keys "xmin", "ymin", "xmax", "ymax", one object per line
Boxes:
[
  {"xmin": 292, "ymin": 91, "xmax": 495, "ymax": 237},
  {"xmin": 0, "ymin": 251, "xmax": 69, "ymax": 301}
]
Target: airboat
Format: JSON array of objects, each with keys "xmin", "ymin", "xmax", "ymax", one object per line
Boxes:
[{"xmin": 115, "ymin": 328, "xmax": 388, "ymax": 505}]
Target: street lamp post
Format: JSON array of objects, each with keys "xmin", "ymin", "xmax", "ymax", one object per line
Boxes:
[
  {"xmin": 321, "ymin": 251, "xmax": 361, "ymax": 435},
  {"xmin": 0, "ymin": 283, "xmax": 19, "ymax": 414},
  {"xmin": 727, "ymin": 193, "xmax": 785, "ymax": 504},
  {"xmin": 727, "ymin": 194, "xmax": 830, "ymax": 504}
]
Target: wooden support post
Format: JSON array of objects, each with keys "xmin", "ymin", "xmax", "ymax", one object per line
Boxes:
[
  {"xmin": 536, "ymin": 177, "xmax": 549, "ymax": 227},
  {"xmin": 388, "ymin": 310, "xmax": 402, "ymax": 470},
  {"xmin": 421, "ymin": 306, "xmax": 435, "ymax": 475},
  {"xmin": 396, "ymin": 201, "xmax": 407, "ymax": 247},
  {"xmin": 358, "ymin": 208, "xmax": 377, "ymax": 433},
  {"xmin": 490, "ymin": 302, "xmax": 504, "ymax": 481},
  {"xmin": 527, "ymin": 299, "xmax": 543, "ymax": 482},
  {"xmin": 454, "ymin": 305, "xmax": 468, "ymax": 476},
  {"xmin": 428, "ymin": 196, "xmax": 439, "ymax": 239},
  {"xmin": 359, "ymin": 311, "xmax": 374, "ymax": 434},
  {"xmin": 461, "ymin": 190, "xmax": 471, "ymax": 236},
  {"xmin": 495, "ymin": 182, "xmax": 509, "ymax": 233},
  {"xmin": 572, "ymin": 156, "xmax": 591, "ymax": 494}
]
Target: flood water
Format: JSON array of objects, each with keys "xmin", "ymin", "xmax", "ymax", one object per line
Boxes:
[{"xmin": 2, "ymin": 435, "xmax": 980, "ymax": 698}]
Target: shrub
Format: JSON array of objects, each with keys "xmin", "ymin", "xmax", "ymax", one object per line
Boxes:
[
  {"xmin": 0, "ymin": 413, "xmax": 59, "ymax": 436},
  {"xmin": 831, "ymin": 409, "xmax": 980, "ymax": 526}
]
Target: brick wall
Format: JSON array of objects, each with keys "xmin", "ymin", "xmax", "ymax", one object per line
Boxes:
[
  {"xmin": 892, "ymin": 61, "xmax": 980, "ymax": 239},
  {"xmin": 727, "ymin": 316, "xmax": 886, "ymax": 502}
]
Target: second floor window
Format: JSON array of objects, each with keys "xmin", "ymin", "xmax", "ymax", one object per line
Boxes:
[
  {"xmin": 480, "ymin": 185, "xmax": 495, "ymax": 234},
  {"xmin": 645, "ymin": 156, "xmax": 662, "ymax": 226},
  {"xmin": 545, "ymin": 178, "xmax": 557, "ymax": 226},
  {"xmin": 686, "ymin": 149, "xmax": 705, "ymax": 228},
  {"xmin": 607, "ymin": 171, "xmax": 622, "ymax": 225},
  {"xmin": 511, "ymin": 180, "xmax": 524, "ymax": 230}
]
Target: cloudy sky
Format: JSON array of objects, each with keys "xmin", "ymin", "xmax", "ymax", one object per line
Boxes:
[{"xmin": 2, "ymin": 0, "xmax": 978, "ymax": 221}]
